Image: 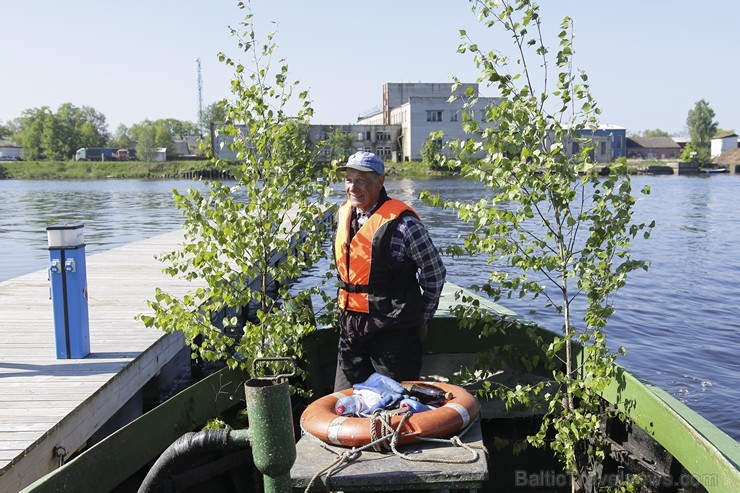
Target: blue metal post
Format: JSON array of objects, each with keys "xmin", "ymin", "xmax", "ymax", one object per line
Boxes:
[{"xmin": 47, "ymin": 225, "xmax": 90, "ymax": 359}]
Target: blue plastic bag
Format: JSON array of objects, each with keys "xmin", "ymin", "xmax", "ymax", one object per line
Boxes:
[
  {"xmin": 336, "ymin": 373, "xmax": 438, "ymax": 416},
  {"xmin": 351, "ymin": 373, "xmax": 406, "ymax": 415}
]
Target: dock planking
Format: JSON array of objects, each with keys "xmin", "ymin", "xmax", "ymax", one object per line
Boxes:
[{"xmin": 0, "ymin": 230, "xmax": 193, "ymax": 492}]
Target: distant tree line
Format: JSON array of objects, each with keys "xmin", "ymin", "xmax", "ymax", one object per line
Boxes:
[
  {"xmin": 628, "ymin": 129, "xmax": 672, "ymax": 138},
  {"xmin": 0, "ymin": 98, "xmax": 732, "ymax": 165},
  {"xmin": 0, "ymin": 101, "xmax": 227, "ymax": 162},
  {"xmin": 8, "ymin": 104, "xmax": 109, "ymax": 160}
]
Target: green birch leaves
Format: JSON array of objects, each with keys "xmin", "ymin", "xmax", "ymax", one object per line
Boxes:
[
  {"xmin": 140, "ymin": 5, "xmax": 334, "ymax": 378},
  {"xmin": 433, "ymin": 0, "xmax": 654, "ymax": 481}
]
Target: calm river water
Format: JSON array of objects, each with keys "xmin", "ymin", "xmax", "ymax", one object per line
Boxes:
[{"xmin": 1, "ymin": 176, "xmax": 738, "ymax": 441}]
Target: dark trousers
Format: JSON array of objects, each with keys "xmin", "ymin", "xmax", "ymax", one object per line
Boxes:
[{"xmin": 334, "ymin": 327, "xmax": 423, "ymax": 392}]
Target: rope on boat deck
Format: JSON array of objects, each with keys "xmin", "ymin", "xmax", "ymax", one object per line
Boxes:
[{"xmin": 300, "ymin": 410, "xmax": 488, "ymax": 493}]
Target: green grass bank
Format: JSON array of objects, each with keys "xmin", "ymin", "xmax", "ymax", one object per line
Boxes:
[
  {"xmin": 0, "ymin": 159, "xmax": 651, "ymax": 181},
  {"xmin": 0, "ymin": 160, "xmax": 216, "ymax": 180},
  {"xmin": 0, "ymin": 159, "xmax": 444, "ymax": 180}
]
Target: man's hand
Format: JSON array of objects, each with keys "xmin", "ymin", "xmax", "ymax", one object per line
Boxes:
[{"xmin": 419, "ymin": 323, "xmax": 428, "ymax": 341}]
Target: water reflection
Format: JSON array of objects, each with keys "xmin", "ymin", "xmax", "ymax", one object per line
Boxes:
[
  {"xmin": 0, "ymin": 180, "xmax": 208, "ymax": 279},
  {"xmin": 1, "ymin": 175, "xmax": 739, "ymax": 440},
  {"xmin": 387, "ymin": 175, "xmax": 740, "ymax": 440}
]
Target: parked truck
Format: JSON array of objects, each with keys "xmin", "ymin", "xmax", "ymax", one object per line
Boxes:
[{"xmin": 75, "ymin": 148, "xmax": 135, "ymax": 161}]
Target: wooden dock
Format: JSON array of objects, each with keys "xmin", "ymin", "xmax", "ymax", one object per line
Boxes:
[{"xmin": 0, "ymin": 230, "xmax": 193, "ymax": 492}]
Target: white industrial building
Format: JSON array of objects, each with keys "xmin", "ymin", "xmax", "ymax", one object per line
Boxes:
[
  {"xmin": 213, "ymin": 82, "xmax": 503, "ymax": 163},
  {"xmin": 711, "ymin": 133, "xmax": 739, "ymax": 158},
  {"xmin": 306, "ymin": 123, "xmax": 402, "ymax": 162},
  {"xmin": 0, "ymin": 141, "xmax": 22, "ymax": 161},
  {"xmin": 211, "ymin": 81, "xmax": 625, "ymax": 164},
  {"xmin": 356, "ymin": 82, "xmax": 502, "ymax": 161}
]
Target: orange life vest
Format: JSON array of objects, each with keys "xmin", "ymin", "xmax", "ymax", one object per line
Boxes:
[{"xmin": 335, "ymin": 198, "xmax": 423, "ymax": 322}]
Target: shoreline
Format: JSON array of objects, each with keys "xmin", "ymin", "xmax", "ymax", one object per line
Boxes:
[
  {"xmin": 1, "ymin": 159, "xmax": 729, "ymax": 181},
  {"xmin": 0, "ymin": 159, "xmax": 447, "ymax": 180}
]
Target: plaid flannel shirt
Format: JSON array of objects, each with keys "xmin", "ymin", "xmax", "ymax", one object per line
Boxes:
[{"xmin": 388, "ymin": 214, "xmax": 446, "ymax": 322}]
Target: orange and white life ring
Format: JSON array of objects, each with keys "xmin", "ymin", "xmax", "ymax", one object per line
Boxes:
[{"xmin": 300, "ymin": 381, "xmax": 480, "ymax": 448}]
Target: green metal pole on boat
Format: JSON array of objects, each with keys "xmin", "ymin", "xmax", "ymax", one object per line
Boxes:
[{"xmin": 245, "ymin": 357, "xmax": 297, "ymax": 493}]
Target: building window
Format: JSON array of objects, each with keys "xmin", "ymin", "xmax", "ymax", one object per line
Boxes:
[
  {"xmin": 572, "ymin": 142, "xmax": 580, "ymax": 154},
  {"xmin": 600, "ymin": 141, "xmax": 606, "ymax": 155},
  {"xmin": 376, "ymin": 131, "xmax": 391, "ymax": 141},
  {"xmin": 364, "ymin": 146, "xmax": 372, "ymax": 153},
  {"xmin": 356, "ymin": 131, "xmax": 371, "ymax": 141},
  {"xmin": 451, "ymin": 112, "xmax": 458, "ymax": 122},
  {"xmin": 426, "ymin": 110, "xmax": 443, "ymax": 122},
  {"xmin": 377, "ymin": 146, "xmax": 391, "ymax": 157}
]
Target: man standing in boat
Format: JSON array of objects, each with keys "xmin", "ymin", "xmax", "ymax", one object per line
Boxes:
[{"xmin": 334, "ymin": 151, "xmax": 446, "ymax": 391}]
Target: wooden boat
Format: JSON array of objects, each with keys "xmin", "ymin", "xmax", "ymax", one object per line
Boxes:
[{"xmin": 21, "ymin": 283, "xmax": 740, "ymax": 492}]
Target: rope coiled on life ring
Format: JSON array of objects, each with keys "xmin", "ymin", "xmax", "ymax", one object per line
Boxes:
[
  {"xmin": 299, "ymin": 381, "xmax": 486, "ymax": 492},
  {"xmin": 300, "ymin": 381, "xmax": 481, "ymax": 448}
]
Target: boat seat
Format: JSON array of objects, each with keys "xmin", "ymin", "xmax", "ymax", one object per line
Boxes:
[
  {"xmin": 421, "ymin": 353, "xmax": 554, "ymax": 419},
  {"xmin": 291, "ymin": 418, "xmax": 488, "ymax": 492}
]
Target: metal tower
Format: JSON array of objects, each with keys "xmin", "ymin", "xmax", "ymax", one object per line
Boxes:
[{"xmin": 196, "ymin": 58, "xmax": 204, "ymax": 137}]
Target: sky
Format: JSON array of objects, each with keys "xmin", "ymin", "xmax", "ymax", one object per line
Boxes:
[{"xmin": 2, "ymin": 1, "xmax": 739, "ymax": 137}]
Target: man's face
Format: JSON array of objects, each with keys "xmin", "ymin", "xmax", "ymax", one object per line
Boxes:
[{"xmin": 344, "ymin": 168, "xmax": 384, "ymax": 213}]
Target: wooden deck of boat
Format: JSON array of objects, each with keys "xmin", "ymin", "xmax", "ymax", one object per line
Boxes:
[{"xmin": 0, "ymin": 230, "xmax": 192, "ymax": 493}]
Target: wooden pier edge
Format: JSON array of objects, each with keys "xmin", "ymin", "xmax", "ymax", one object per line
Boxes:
[
  {"xmin": 0, "ymin": 332, "xmax": 185, "ymax": 492},
  {"xmin": 0, "ymin": 230, "xmax": 193, "ymax": 492}
]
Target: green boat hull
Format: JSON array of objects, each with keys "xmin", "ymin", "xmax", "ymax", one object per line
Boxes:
[{"xmin": 22, "ymin": 283, "xmax": 740, "ymax": 492}]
